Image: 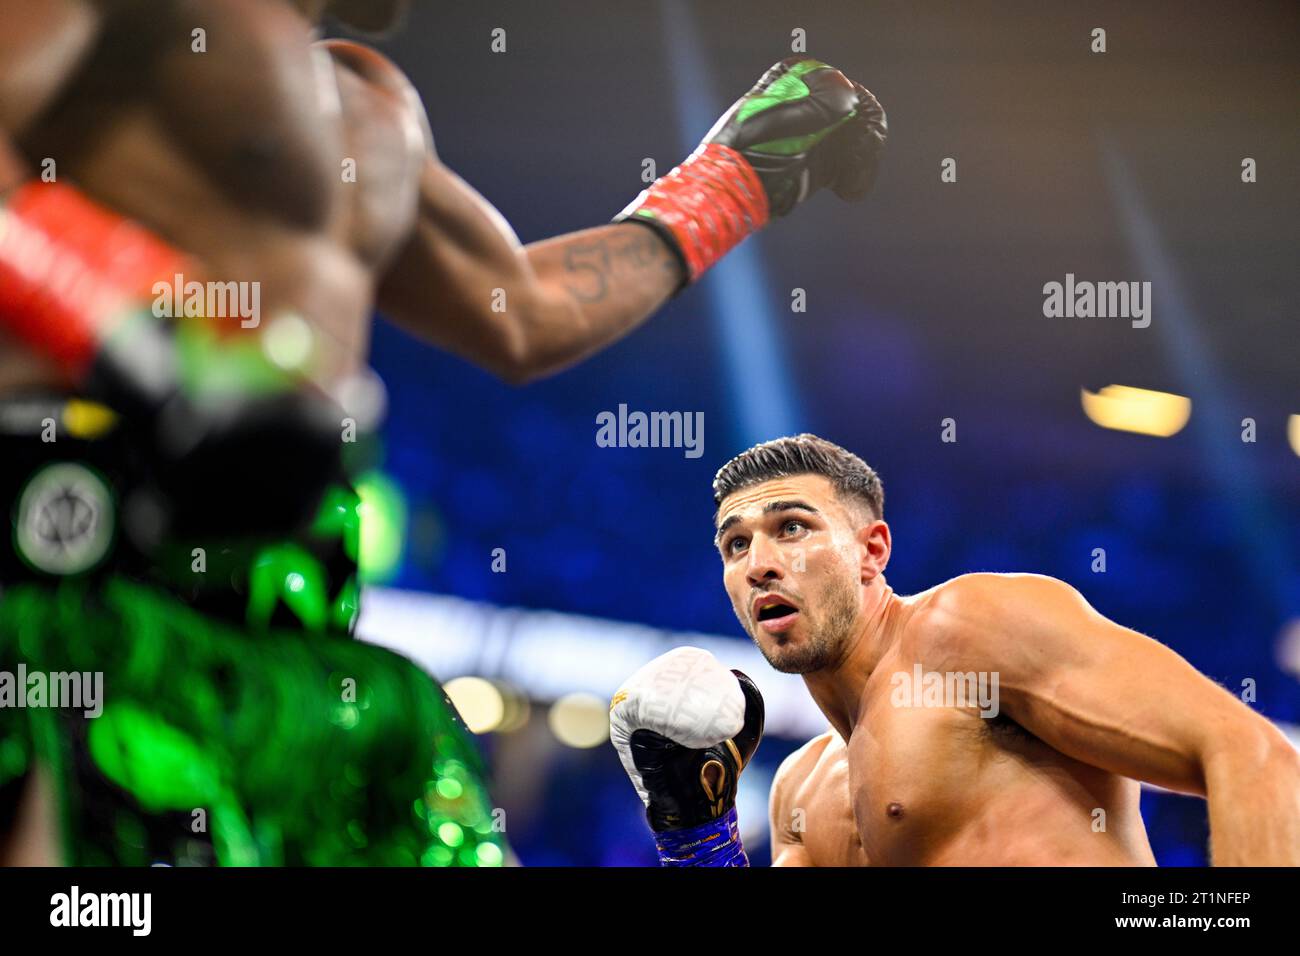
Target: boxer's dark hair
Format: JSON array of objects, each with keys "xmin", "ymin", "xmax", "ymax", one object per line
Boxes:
[{"xmin": 713, "ymin": 434, "xmax": 883, "ymax": 521}]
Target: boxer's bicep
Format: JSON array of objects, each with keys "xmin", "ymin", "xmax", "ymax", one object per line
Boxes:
[
  {"xmin": 771, "ymin": 842, "xmax": 815, "ymax": 867},
  {"xmin": 377, "ymin": 156, "xmax": 551, "ymax": 382},
  {"xmin": 769, "ymin": 776, "xmax": 811, "ymax": 867},
  {"xmin": 768, "ymin": 734, "xmax": 831, "ymax": 866},
  {"xmin": 768, "ymin": 755, "xmax": 802, "ymax": 865},
  {"xmin": 937, "ymin": 574, "xmax": 1255, "ymax": 795}
]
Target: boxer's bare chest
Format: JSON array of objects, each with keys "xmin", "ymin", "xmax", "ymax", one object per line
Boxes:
[{"xmin": 844, "ymin": 646, "xmax": 1053, "ymax": 865}]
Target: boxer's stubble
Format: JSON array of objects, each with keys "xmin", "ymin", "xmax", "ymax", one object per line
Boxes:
[{"xmin": 743, "ymin": 557, "xmax": 861, "ymax": 675}]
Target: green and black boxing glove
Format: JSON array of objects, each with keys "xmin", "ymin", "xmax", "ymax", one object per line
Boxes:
[{"xmin": 616, "ymin": 56, "xmax": 887, "ymax": 286}]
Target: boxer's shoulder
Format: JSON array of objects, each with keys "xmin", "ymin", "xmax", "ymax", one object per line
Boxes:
[
  {"xmin": 316, "ymin": 39, "xmax": 434, "ymax": 153},
  {"xmin": 905, "ymin": 572, "xmax": 1079, "ymax": 659},
  {"xmin": 316, "ymin": 39, "xmax": 420, "ymax": 107},
  {"xmin": 771, "ymin": 730, "xmax": 839, "ymax": 807}
]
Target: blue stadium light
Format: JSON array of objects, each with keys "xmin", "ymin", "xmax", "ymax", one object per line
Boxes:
[{"xmin": 661, "ymin": 0, "xmax": 804, "ymax": 446}]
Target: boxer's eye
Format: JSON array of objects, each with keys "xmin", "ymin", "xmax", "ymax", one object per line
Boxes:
[
  {"xmin": 781, "ymin": 520, "xmax": 806, "ymax": 536},
  {"xmin": 726, "ymin": 536, "xmax": 748, "ymax": 555}
]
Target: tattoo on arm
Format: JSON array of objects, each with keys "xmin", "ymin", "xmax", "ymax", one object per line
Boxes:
[{"xmin": 561, "ymin": 229, "xmax": 676, "ymax": 304}]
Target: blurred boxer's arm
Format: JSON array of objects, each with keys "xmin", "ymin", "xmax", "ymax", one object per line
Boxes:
[
  {"xmin": 0, "ymin": 133, "xmax": 31, "ymax": 365},
  {"xmin": 0, "ymin": 0, "xmax": 102, "ymax": 368},
  {"xmin": 930, "ymin": 573, "xmax": 1300, "ymax": 866},
  {"xmin": 0, "ymin": 2, "xmax": 101, "ymax": 860},
  {"xmin": 377, "ymin": 157, "xmax": 681, "ymax": 386},
  {"xmin": 0, "ymin": 135, "xmax": 28, "ymax": 219},
  {"xmin": 0, "ymin": 0, "xmax": 100, "ymax": 142}
]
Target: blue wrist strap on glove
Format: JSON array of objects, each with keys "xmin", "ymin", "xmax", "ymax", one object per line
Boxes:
[{"xmin": 653, "ymin": 807, "xmax": 749, "ymax": 867}]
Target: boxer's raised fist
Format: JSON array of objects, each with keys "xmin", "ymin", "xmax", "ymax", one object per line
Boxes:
[
  {"xmin": 615, "ymin": 58, "xmax": 886, "ymax": 285},
  {"xmin": 610, "ymin": 646, "xmax": 764, "ymax": 834},
  {"xmin": 709, "ymin": 58, "xmax": 888, "ymax": 217}
]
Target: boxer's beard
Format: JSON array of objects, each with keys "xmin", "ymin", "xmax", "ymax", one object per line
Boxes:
[{"xmin": 751, "ymin": 571, "xmax": 859, "ymax": 675}]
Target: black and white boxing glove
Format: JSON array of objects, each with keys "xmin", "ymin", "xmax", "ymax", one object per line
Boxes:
[{"xmin": 610, "ymin": 646, "xmax": 764, "ymax": 866}]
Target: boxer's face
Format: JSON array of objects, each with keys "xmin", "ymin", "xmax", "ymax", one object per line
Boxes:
[{"xmin": 716, "ymin": 474, "xmax": 870, "ymax": 674}]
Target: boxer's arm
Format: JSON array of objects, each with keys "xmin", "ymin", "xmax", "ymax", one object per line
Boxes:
[
  {"xmin": 0, "ymin": 0, "xmax": 100, "ymax": 364},
  {"xmin": 0, "ymin": 0, "xmax": 100, "ymax": 193},
  {"xmin": 0, "ymin": 1, "xmax": 101, "ymax": 862},
  {"xmin": 0, "ymin": 135, "xmax": 36, "ymax": 363},
  {"xmin": 0, "ymin": 0, "xmax": 100, "ymax": 140},
  {"xmin": 377, "ymin": 157, "xmax": 681, "ymax": 385},
  {"xmin": 930, "ymin": 572, "xmax": 1300, "ymax": 866},
  {"xmin": 0, "ymin": 132, "xmax": 27, "ymax": 196},
  {"xmin": 769, "ymin": 736, "xmax": 827, "ymax": 867},
  {"xmin": 319, "ymin": 38, "xmax": 681, "ymax": 386},
  {"xmin": 374, "ymin": 53, "xmax": 884, "ymax": 386}
]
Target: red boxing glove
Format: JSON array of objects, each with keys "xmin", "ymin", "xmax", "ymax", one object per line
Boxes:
[{"xmin": 619, "ymin": 144, "xmax": 769, "ymax": 286}]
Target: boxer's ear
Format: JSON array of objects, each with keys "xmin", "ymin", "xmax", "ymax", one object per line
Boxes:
[{"xmin": 857, "ymin": 518, "xmax": 891, "ymax": 582}]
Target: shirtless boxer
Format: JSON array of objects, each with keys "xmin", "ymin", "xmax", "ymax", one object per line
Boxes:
[
  {"xmin": 0, "ymin": 0, "xmax": 888, "ymax": 865},
  {"xmin": 769, "ymin": 729, "xmax": 868, "ymax": 866},
  {"xmin": 613, "ymin": 434, "xmax": 1300, "ymax": 865}
]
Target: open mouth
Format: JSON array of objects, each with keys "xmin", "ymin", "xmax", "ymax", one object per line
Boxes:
[{"xmin": 754, "ymin": 597, "xmax": 800, "ymax": 632}]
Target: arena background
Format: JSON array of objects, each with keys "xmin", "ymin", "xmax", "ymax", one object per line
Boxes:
[{"xmin": 332, "ymin": 0, "xmax": 1299, "ymax": 865}]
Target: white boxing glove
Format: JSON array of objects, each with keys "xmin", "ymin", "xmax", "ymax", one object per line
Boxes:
[{"xmin": 609, "ymin": 647, "xmax": 764, "ymax": 863}]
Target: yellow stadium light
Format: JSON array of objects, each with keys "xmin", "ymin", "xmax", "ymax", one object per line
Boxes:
[
  {"xmin": 548, "ymin": 693, "xmax": 610, "ymax": 749},
  {"xmin": 444, "ymin": 677, "xmax": 505, "ymax": 734},
  {"xmin": 1288, "ymin": 415, "xmax": 1300, "ymax": 458},
  {"xmin": 1080, "ymin": 385, "xmax": 1191, "ymax": 437},
  {"xmin": 494, "ymin": 682, "xmax": 532, "ymax": 734}
]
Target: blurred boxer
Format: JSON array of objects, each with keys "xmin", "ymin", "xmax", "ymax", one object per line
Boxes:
[
  {"xmin": 1, "ymin": 0, "xmax": 887, "ymax": 393},
  {"xmin": 613, "ymin": 435, "xmax": 1300, "ymax": 866},
  {"xmin": 0, "ymin": 0, "xmax": 886, "ymax": 865}
]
